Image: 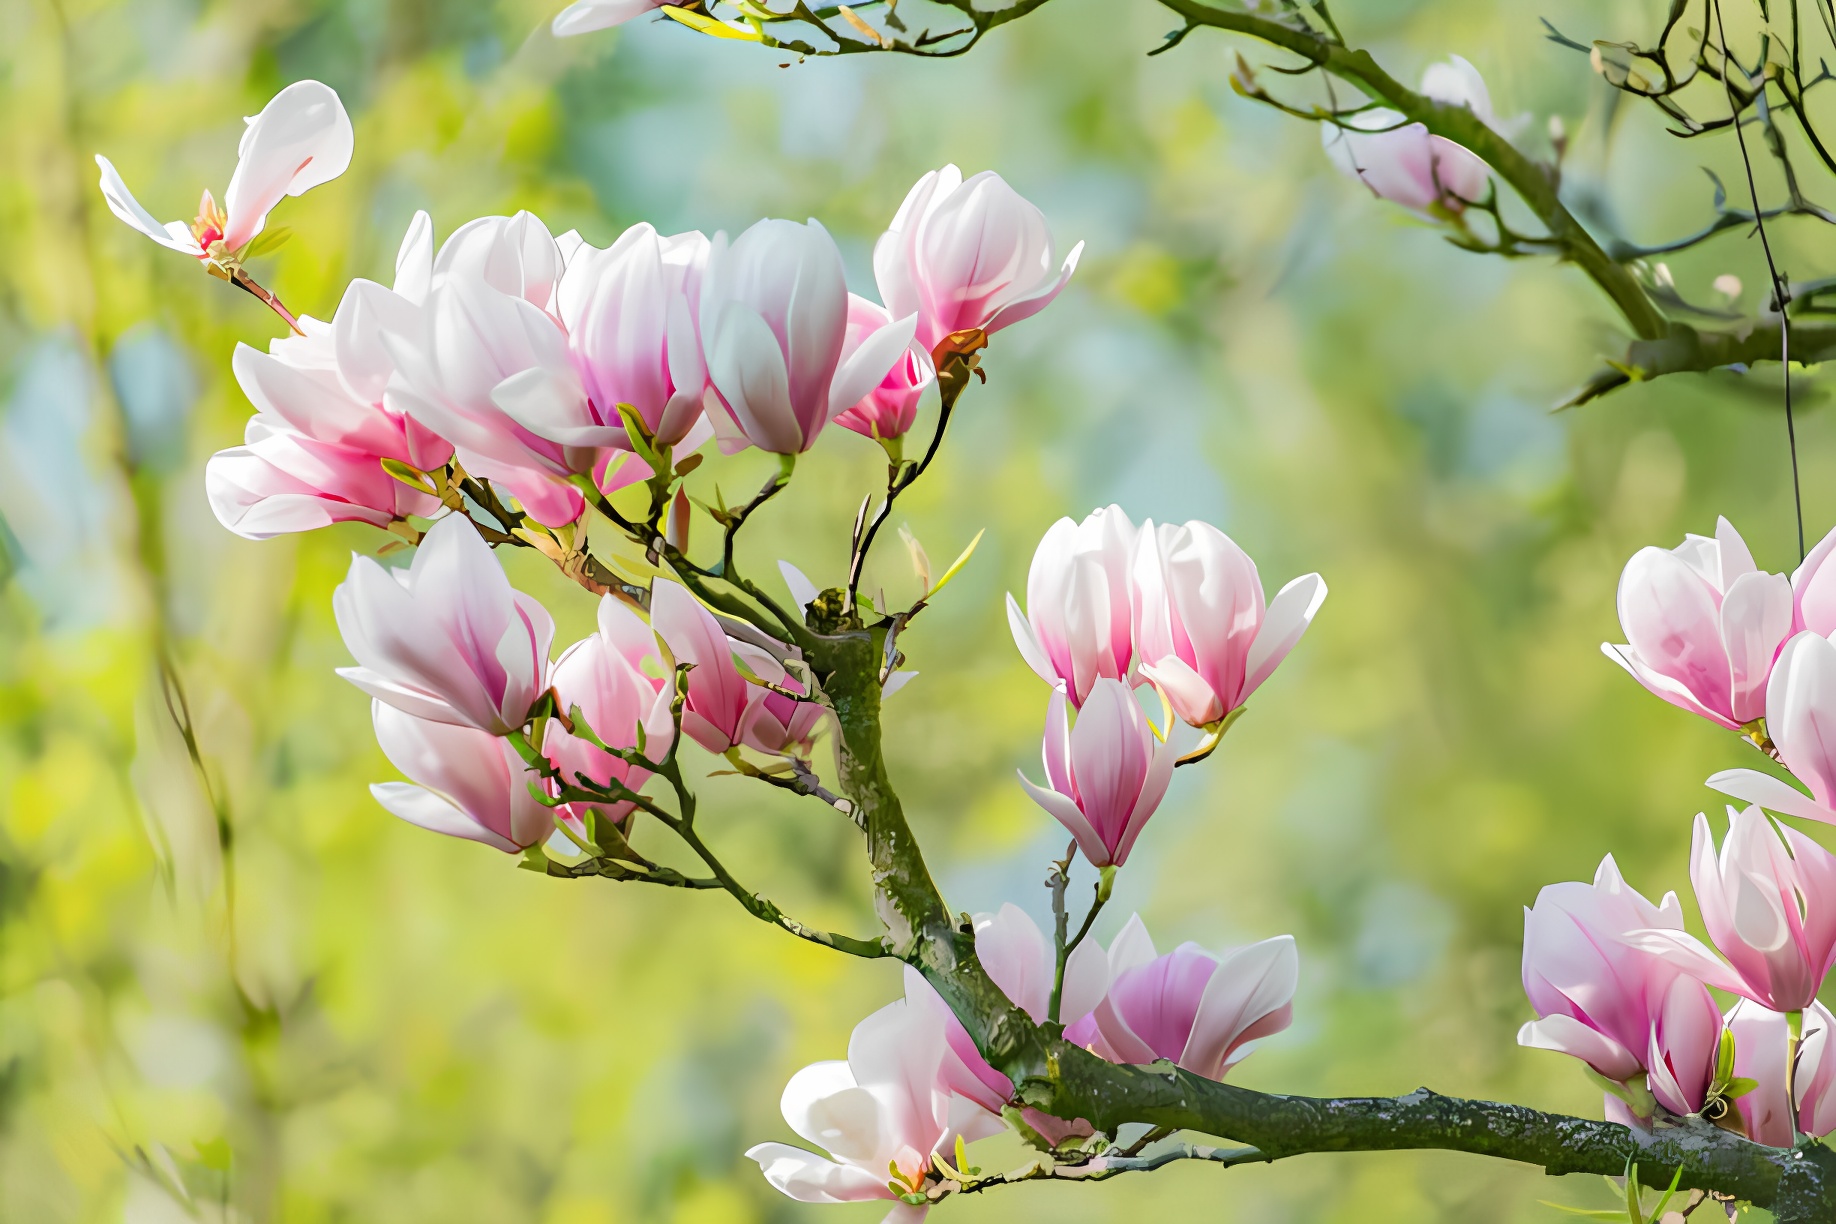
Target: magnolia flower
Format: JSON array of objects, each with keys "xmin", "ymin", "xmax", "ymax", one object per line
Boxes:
[
  {"xmin": 1007, "ymin": 505, "xmax": 1139, "ymax": 707},
  {"xmin": 1602, "ymin": 517, "xmax": 1792, "ymax": 731},
  {"xmin": 874, "ymin": 165, "xmax": 1083, "ymax": 353},
  {"xmin": 334, "ymin": 514, "xmax": 554, "ymax": 735},
  {"xmin": 699, "ymin": 218, "xmax": 916, "ymax": 455},
  {"xmin": 735, "ymin": 640, "xmax": 831, "ymax": 757},
  {"xmin": 1065, "ymin": 914, "xmax": 1298, "ymax": 1082},
  {"xmin": 1321, "ymin": 56, "xmax": 1494, "ymax": 214},
  {"xmin": 550, "ymin": 0, "xmax": 665, "ymax": 35},
  {"xmin": 1627, "ymin": 808, "xmax": 1836, "ymax": 1014},
  {"xmin": 547, "ymin": 596, "xmax": 674, "ymax": 827},
  {"xmin": 1710, "ymin": 632, "xmax": 1836, "ymax": 823},
  {"xmin": 207, "ymin": 213, "xmax": 453, "ymax": 538},
  {"xmin": 369, "ymin": 702, "xmax": 557, "ymax": 853},
  {"xmin": 1131, "ymin": 519, "xmax": 1327, "ymax": 730},
  {"xmin": 833, "ymin": 295, "xmax": 934, "ymax": 444},
  {"xmin": 648, "ymin": 579, "xmax": 777, "ymax": 753},
  {"xmin": 1018, "ymin": 681, "xmax": 1174, "ymax": 869},
  {"xmin": 1518, "ymin": 854, "xmax": 1719, "ymax": 1105},
  {"xmin": 553, "ymin": 221, "xmax": 712, "ymax": 450},
  {"xmin": 431, "ymin": 211, "xmax": 565, "ymax": 311},
  {"xmin": 1728, "ymin": 1000, "xmax": 1836, "ymax": 1145},
  {"xmin": 1642, "ymin": 975, "xmax": 1724, "ymax": 1117},
  {"xmin": 746, "ymin": 987, "xmax": 1003, "ymax": 1222},
  {"xmin": 97, "ymin": 80, "xmax": 353, "ymax": 260}
]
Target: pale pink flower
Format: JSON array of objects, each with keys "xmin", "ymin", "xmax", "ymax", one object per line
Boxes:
[
  {"xmin": 554, "ymin": 222, "xmax": 712, "ymax": 450},
  {"xmin": 1643, "ymin": 975, "xmax": 1725, "ymax": 1117},
  {"xmin": 97, "ymin": 80, "xmax": 353, "ymax": 259},
  {"xmin": 1602, "ymin": 517, "xmax": 1792, "ymax": 731},
  {"xmin": 547, "ymin": 595, "xmax": 674, "ymax": 827},
  {"xmin": 1710, "ymin": 631, "xmax": 1836, "ymax": 823},
  {"xmin": 641, "ymin": 582, "xmax": 829, "ymax": 758},
  {"xmin": 1017, "ymin": 681, "xmax": 1174, "ymax": 869},
  {"xmin": 699, "ymin": 218, "xmax": 915, "ymax": 455},
  {"xmin": 334, "ymin": 514, "xmax": 554, "ymax": 735},
  {"xmin": 1131, "ymin": 520, "xmax": 1326, "ymax": 729},
  {"xmin": 735, "ymin": 640, "xmax": 830, "ymax": 757},
  {"xmin": 1066, "ymin": 914, "xmax": 1297, "ymax": 1082},
  {"xmin": 207, "ymin": 213, "xmax": 452, "ymax": 538},
  {"xmin": 1007, "ymin": 505, "xmax": 1139, "ymax": 707},
  {"xmin": 1728, "ymin": 1000, "xmax": 1836, "ymax": 1145},
  {"xmin": 1518, "ymin": 855, "xmax": 1711, "ymax": 1095},
  {"xmin": 833, "ymin": 295, "xmax": 933, "ymax": 443},
  {"xmin": 369, "ymin": 702, "xmax": 557, "ymax": 853},
  {"xmin": 1321, "ymin": 56, "xmax": 1493, "ymax": 214},
  {"xmin": 1627, "ymin": 808, "xmax": 1836, "ymax": 1014},
  {"xmin": 746, "ymin": 985, "xmax": 1003, "ymax": 1223},
  {"xmin": 874, "ymin": 165, "xmax": 1083, "ymax": 353}
]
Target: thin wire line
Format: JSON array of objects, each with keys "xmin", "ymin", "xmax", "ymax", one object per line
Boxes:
[{"xmin": 1713, "ymin": 0, "xmax": 1806, "ymax": 561}]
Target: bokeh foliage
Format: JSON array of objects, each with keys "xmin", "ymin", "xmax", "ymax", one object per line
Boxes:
[{"xmin": 1, "ymin": 0, "xmax": 1830, "ymax": 1220}]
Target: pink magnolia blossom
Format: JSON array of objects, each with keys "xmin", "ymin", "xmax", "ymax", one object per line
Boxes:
[
  {"xmin": 1627, "ymin": 808, "xmax": 1836, "ymax": 1014},
  {"xmin": 207, "ymin": 213, "xmax": 452, "ymax": 538},
  {"xmin": 97, "ymin": 80, "xmax": 353, "ymax": 259},
  {"xmin": 874, "ymin": 165, "xmax": 1083, "ymax": 353},
  {"xmin": 1006, "ymin": 505, "xmax": 1139, "ymax": 707},
  {"xmin": 1017, "ymin": 681, "xmax": 1174, "ymax": 869},
  {"xmin": 550, "ymin": 0, "xmax": 665, "ymax": 35},
  {"xmin": 699, "ymin": 218, "xmax": 915, "ymax": 455},
  {"xmin": 334, "ymin": 514, "xmax": 554, "ymax": 735},
  {"xmin": 1321, "ymin": 56, "xmax": 1493, "ymax": 214},
  {"xmin": 734, "ymin": 640, "xmax": 830, "ymax": 757},
  {"xmin": 1065, "ymin": 914, "xmax": 1298, "ymax": 1082},
  {"xmin": 1710, "ymin": 631, "xmax": 1836, "ymax": 824},
  {"xmin": 649, "ymin": 579, "xmax": 799, "ymax": 753},
  {"xmin": 553, "ymin": 221, "xmax": 712, "ymax": 451},
  {"xmin": 1518, "ymin": 854, "xmax": 1720, "ymax": 1110},
  {"xmin": 547, "ymin": 595, "xmax": 674, "ymax": 827},
  {"xmin": 1603, "ymin": 517, "xmax": 1792, "ymax": 731},
  {"xmin": 833, "ymin": 295, "xmax": 934, "ymax": 444},
  {"xmin": 382, "ymin": 211, "xmax": 702, "ymax": 527},
  {"xmin": 369, "ymin": 702, "xmax": 557, "ymax": 853},
  {"xmin": 1131, "ymin": 519, "xmax": 1327, "ymax": 729},
  {"xmin": 1728, "ymin": 1000, "xmax": 1836, "ymax": 1145},
  {"xmin": 746, "ymin": 985, "xmax": 1003, "ymax": 1223}
]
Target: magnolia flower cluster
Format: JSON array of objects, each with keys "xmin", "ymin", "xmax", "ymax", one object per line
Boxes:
[
  {"xmin": 749, "ymin": 904, "xmax": 1297, "ymax": 1220},
  {"xmin": 97, "ymin": 83, "xmax": 1079, "ymax": 536},
  {"xmin": 1007, "ymin": 506, "xmax": 1327, "ymax": 866},
  {"xmin": 1519, "ymin": 515, "xmax": 1836, "ymax": 1147}
]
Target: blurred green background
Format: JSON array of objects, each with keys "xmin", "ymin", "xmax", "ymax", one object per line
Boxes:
[{"xmin": 0, "ymin": 0, "xmax": 1826, "ymax": 1220}]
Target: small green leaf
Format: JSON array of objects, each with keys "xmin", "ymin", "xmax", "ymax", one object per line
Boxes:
[
  {"xmin": 659, "ymin": 6, "xmax": 764, "ymax": 40},
  {"xmin": 1724, "ymin": 1076, "xmax": 1759, "ymax": 1099},
  {"xmin": 927, "ymin": 527, "xmax": 986, "ymax": 599},
  {"xmin": 380, "ymin": 457, "xmax": 438, "ymax": 495},
  {"xmin": 192, "ymin": 1138, "xmax": 232, "ymax": 1172},
  {"xmin": 1647, "ymin": 1165, "xmax": 1684, "ymax": 1221},
  {"xmin": 1718, "ymin": 1026, "xmax": 1738, "ymax": 1084},
  {"xmin": 242, "ymin": 226, "xmax": 292, "ymax": 258},
  {"xmin": 1625, "ymin": 1162, "xmax": 1645, "ymax": 1224},
  {"xmin": 517, "ymin": 846, "xmax": 551, "ymax": 874}
]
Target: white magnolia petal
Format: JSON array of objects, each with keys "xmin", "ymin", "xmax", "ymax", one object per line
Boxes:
[{"xmin": 95, "ymin": 155, "xmax": 202, "ymax": 254}]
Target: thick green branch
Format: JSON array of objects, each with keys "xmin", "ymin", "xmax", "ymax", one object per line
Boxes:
[
  {"xmin": 1153, "ymin": 0, "xmax": 1667, "ymax": 340},
  {"xmin": 1564, "ymin": 319, "xmax": 1836, "ymax": 406}
]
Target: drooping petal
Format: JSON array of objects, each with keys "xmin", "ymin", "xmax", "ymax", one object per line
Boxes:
[
  {"xmin": 222, "ymin": 80, "xmax": 354, "ymax": 251},
  {"xmin": 94, "ymin": 155, "xmax": 203, "ymax": 255}
]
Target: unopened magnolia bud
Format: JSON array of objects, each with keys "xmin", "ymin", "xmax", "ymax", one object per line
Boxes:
[{"xmin": 666, "ymin": 488, "xmax": 691, "ymax": 555}]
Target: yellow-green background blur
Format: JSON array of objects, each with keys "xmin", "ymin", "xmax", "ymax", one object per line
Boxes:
[{"xmin": 0, "ymin": 0, "xmax": 1824, "ymax": 1220}]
